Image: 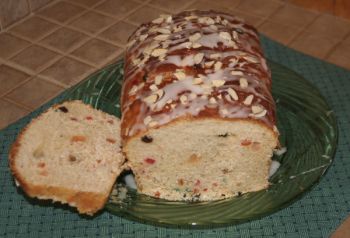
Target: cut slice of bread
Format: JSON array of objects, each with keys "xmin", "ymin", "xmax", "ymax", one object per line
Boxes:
[
  {"xmin": 125, "ymin": 118, "xmax": 277, "ymax": 201},
  {"xmin": 9, "ymin": 100, "xmax": 124, "ymax": 215}
]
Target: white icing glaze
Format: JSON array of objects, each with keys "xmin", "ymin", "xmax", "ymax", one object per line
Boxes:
[{"xmin": 123, "ymin": 10, "xmax": 275, "ymax": 137}]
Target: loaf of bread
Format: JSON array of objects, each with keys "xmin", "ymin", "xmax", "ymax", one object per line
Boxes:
[
  {"xmin": 121, "ymin": 10, "xmax": 279, "ymax": 201},
  {"xmin": 9, "ymin": 101, "xmax": 124, "ymax": 215}
]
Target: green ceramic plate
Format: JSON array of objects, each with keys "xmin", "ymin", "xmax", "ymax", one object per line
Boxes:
[{"xmin": 63, "ymin": 60, "xmax": 337, "ymax": 227}]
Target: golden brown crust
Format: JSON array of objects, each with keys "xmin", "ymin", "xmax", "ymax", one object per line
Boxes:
[
  {"xmin": 121, "ymin": 10, "xmax": 277, "ymax": 140},
  {"xmin": 8, "ymin": 100, "xmax": 119, "ymax": 215}
]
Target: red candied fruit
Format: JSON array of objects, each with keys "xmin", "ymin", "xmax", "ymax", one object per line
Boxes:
[
  {"xmin": 241, "ymin": 139, "xmax": 252, "ymax": 146},
  {"xmin": 107, "ymin": 120, "xmax": 114, "ymax": 124},
  {"xmin": 195, "ymin": 179, "xmax": 201, "ymax": 186},
  {"xmin": 203, "ymin": 188, "xmax": 208, "ymax": 192},
  {"xmin": 37, "ymin": 162, "xmax": 45, "ymax": 168},
  {"xmin": 86, "ymin": 116, "xmax": 93, "ymax": 120},
  {"xmin": 144, "ymin": 158, "xmax": 156, "ymax": 164},
  {"xmin": 154, "ymin": 191, "xmax": 160, "ymax": 197}
]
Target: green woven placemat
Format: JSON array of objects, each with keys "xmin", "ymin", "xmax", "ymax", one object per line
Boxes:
[{"xmin": 1, "ymin": 36, "xmax": 349, "ymax": 237}]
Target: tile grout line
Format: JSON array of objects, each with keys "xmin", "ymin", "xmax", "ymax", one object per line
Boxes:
[
  {"xmin": 285, "ymin": 11, "xmax": 322, "ymax": 47},
  {"xmin": 254, "ymin": 2, "xmax": 287, "ymax": 28},
  {"xmin": 0, "ymin": 78, "xmax": 32, "ymax": 98},
  {"xmin": 324, "ymin": 30, "xmax": 350, "ymax": 60},
  {"xmin": 2, "ymin": 97, "xmax": 33, "ymax": 111}
]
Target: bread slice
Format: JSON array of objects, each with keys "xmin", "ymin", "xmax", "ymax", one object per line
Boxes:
[
  {"xmin": 9, "ymin": 100, "xmax": 124, "ymax": 215},
  {"xmin": 124, "ymin": 118, "xmax": 278, "ymax": 201}
]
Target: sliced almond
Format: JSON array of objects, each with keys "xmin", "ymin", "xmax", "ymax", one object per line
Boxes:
[
  {"xmin": 239, "ymin": 78, "xmax": 248, "ymax": 88},
  {"xmin": 154, "ymin": 34, "xmax": 169, "ymax": 41},
  {"xmin": 231, "ymin": 70, "xmax": 243, "ymax": 76},
  {"xmin": 222, "ymin": 19, "xmax": 229, "ymax": 25},
  {"xmin": 192, "ymin": 42, "xmax": 202, "ymax": 48},
  {"xmin": 151, "ymin": 48, "xmax": 167, "ymax": 57},
  {"xmin": 227, "ymin": 88, "xmax": 238, "ymax": 100},
  {"xmin": 193, "ymin": 77, "xmax": 203, "ymax": 85},
  {"xmin": 251, "ymin": 105, "xmax": 264, "ymax": 114},
  {"xmin": 180, "ymin": 95, "xmax": 188, "ymax": 104},
  {"xmin": 189, "ymin": 93, "xmax": 197, "ymax": 100},
  {"xmin": 217, "ymin": 94, "xmax": 222, "ymax": 99},
  {"xmin": 143, "ymin": 94, "xmax": 158, "ymax": 104},
  {"xmin": 139, "ymin": 34, "xmax": 148, "ymax": 41},
  {"xmin": 126, "ymin": 39, "xmax": 136, "ymax": 48},
  {"xmin": 215, "ymin": 16, "xmax": 221, "ymax": 23},
  {"xmin": 181, "ymin": 41, "xmax": 193, "ymax": 49},
  {"xmin": 210, "ymin": 53, "xmax": 221, "ymax": 59},
  {"xmin": 189, "ymin": 32, "xmax": 201, "ymax": 42},
  {"xmin": 185, "ymin": 15, "xmax": 198, "ymax": 20},
  {"xmin": 157, "ymin": 28, "xmax": 171, "ymax": 34},
  {"xmin": 244, "ymin": 55, "xmax": 259, "ymax": 63},
  {"xmin": 129, "ymin": 85, "xmax": 138, "ymax": 95},
  {"xmin": 148, "ymin": 121, "xmax": 158, "ymax": 127},
  {"xmin": 166, "ymin": 99, "xmax": 173, "ymax": 104},
  {"xmin": 150, "ymin": 84, "xmax": 158, "ymax": 91},
  {"xmin": 173, "ymin": 26, "xmax": 183, "ymax": 32},
  {"xmin": 221, "ymin": 108, "xmax": 228, "ymax": 115},
  {"xmin": 214, "ymin": 61, "xmax": 223, "ymax": 71},
  {"xmin": 232, "ymin": 31, "xmax": 239, "ymax": 40},
  {"xmin": 209, "ymin": 97, "xmax": 217, "ymax": 104},
  {"xmin": 152, "ymin": 17, "xmax": 164, "ymax": 24},
  {"xmin": 251, "ymin": 109, "xmax": 267, "ymax": 118},
  {"xmin": 144, "ymin": 116, "xmax": 153, "ymax": 125},
  {"xmin": 209, "ymin": 25, "xmax": 218, "ymax": 31},
  {"xmin": 155, "ymin": 75, "xmax": 163, "ymax": 85},
  {"xmin": 132, "ymin": 58, "xmax": 141, "ymax": 65},
  {"xmin": 212, "ymin": 79, "xmax": 225, "ymax": 87},
  {"xmin": 174, "ymin": 70, "xmax": 186, "ymax": 80},
  {"xmin": 219, "ymin": 32, "xmax": 232, "ymax": 41},
  {"xmin": 155, "ymin": 89, "xmax": 164, "ymax": 99},
  {"xmin": 243, "ymin": 95, "xmax": 254, "ymax": 105},
  {"xmin": 205, "ymin": 61, "xmax": 215, "ymax": 67},
  {"xmin": 194, "ymin": 53, "xmax": 204, "ymax": 64}
]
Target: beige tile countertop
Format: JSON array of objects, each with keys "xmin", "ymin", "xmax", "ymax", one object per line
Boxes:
[{"xmin": 0, "ymin": 0, "xmax": 349, "ymax": 235}]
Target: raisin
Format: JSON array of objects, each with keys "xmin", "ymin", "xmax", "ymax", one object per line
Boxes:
[
  {"xmin": 144, "ymin": 158, "xmax": 156, "ymax": 164},
  {"xmin": 106, "ymin": 138, "xmax": 116, "ymax": 144},
  {"xmin": 203, "ymin": 188, "xmax": 208, "ymax": 192},
  {"xmin": 86, "ymin": 116, "xmax": 93, "ymax": 120},
  {"xmin": 107, "ymin": 120, "xmax": 114, "ymax": 124},
  {"xmin": 70, "ymin": 117, "xmax": 78, "ymax": 121},
  {"xmin": 37, "ymin": 162, "xmax": 45, "ymax": 168},
  {"xmin": 195, "ymin": 180, "xmax": 201, "ymax": 186},
  {"xmin": 234, "ymin": 28, "xmax": 244, "ymax": 34},
  {"xmin": 143, "ymin": 73, "xmax": 148, "ymax": 81},
  {"xmin": 221, "ymin": 194, "xmax": 226, "ymax": 197},
  {"xmin": 58, "ymin": 106, "xmax": 68, "ymax": 113},
  {"xmin": 222, "ymin": 168, "xmax": 229, "ymax": 174},
  {"xmin": 218, "ymin": 133, "xmax": 228, "ymax": 137},
  {"xmin": 71, "ymin": 135, "xmax": 86, "ymax": 142},
  {"xmin": 178, "ymin": 179, "xmax": 184, "ymax": 186},
  {"xmin": 69, "ymin": 155, "xmax": 77, "ymax": 162},
  {"xmin": 141, "ymin": 135, "xmax": 153, "ymax": 143},
  {"xmin": 194, "ymin": 64, "xmax": 201, "ymax": 69},
  {"xmin": 241, "ymin": 139, "xmax": 252, "ymax": 146},
  {"xmin": 237, "ymin": 191, "xmax": 242, "ymax": 197}
]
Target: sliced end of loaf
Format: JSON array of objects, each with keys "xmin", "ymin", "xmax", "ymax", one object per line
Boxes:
[
  {"xmin": 9, "ymin": 100, "xmax": 124, "ymax": 215},
  {"xmin": 124, "ymin": 118, "xmax": 278, "ymax": 201}
]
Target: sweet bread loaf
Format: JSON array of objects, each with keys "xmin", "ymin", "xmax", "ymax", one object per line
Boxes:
[
  {"xmin": 122, "ymin": 10, "xmax": 279, "ymax": 201},
  {"xmin": 9, "ymin": 101, "xmax": 124, "ymax": 214}
]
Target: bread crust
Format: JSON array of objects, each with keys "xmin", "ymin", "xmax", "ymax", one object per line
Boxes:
[
  {"xmin": 121, "ymin": 10, "xmax": 277, "ymax": 141},
  {"xmin": 9, "ymin": 101, "xmax": 121, "ymax": 215}
]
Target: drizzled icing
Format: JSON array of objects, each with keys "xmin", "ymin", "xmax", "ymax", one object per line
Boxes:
[{"xmin": 121, "ymin": 10, "xmax": 276, "ymax": 138}]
